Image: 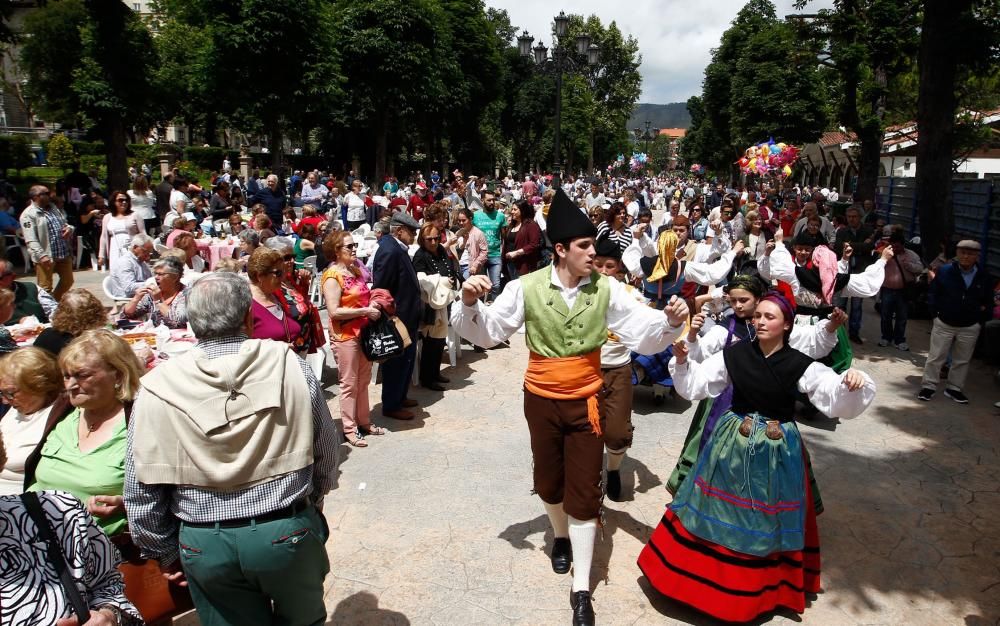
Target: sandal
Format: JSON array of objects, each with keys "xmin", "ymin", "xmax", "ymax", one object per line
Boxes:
[
  {"xmin": 345, "ymin": 433, "xmax": 368, "ymax": 447},
  {"xmin": 361, "ymin": 425, "xmax": 387, "ymax": 436}
]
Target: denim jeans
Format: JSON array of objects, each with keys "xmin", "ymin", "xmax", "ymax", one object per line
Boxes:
[
  {"xmin": 485, "ymin": 257, "xmax": 502, "ymax": 301},
  {"xmin": 879, "ymin": 287, "xmax": 908, "ymax": 345},
  {"xmin": 836, "ymin": 296, "xmax": 864, "ymax": 337}
]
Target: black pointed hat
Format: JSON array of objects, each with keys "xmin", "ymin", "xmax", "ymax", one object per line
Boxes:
[
  {"xmin": 546, "ymin": 188, "xmax": 597, "ymax": 244},
  {"xmin": 594, "ymin": 235, "xmax": 621, "ymax": 260}
]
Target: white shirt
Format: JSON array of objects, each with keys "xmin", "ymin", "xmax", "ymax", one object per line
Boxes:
[
  {"xmin": 0, "ymin": 404, "xmax": 51, "ymax": 496},
  {"xmin": 345, "ymin": 192, "xmax": 366, "ymax": 223},
  {"xmin": 585, "ymin": 192, "xmax": 606, "ymax": 209},
  {"xmin": 625, "ymin": 200, "xmax": 640, "ymax": 221},
  {"xmin": 128, "ymin": 190, "xmax": 156, "ymax": 220},
  {"xmin": 623, "ymin": 234, "xmax": 735, "ymax": 287},
  {"xmin": 450, "ymin": 266, "xmax": 685, "ymax": 356},
  {"xmin": 687, "ymin": 316, "xmax": 839, "ymax": 364},
  {"xmin": 758, "ymin": 244, "xmax": 886, "ymax": 299},
  {"xmin": 669, "ymin": 349, "xmax": 876, "ymax": 419}
]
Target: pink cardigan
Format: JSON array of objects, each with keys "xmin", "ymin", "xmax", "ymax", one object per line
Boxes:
[{"xmin": 463, "ymin": 226, "xmax": 489, "ymax": 275}]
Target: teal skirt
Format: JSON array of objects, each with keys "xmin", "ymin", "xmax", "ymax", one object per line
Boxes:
[{"xmin": 670, "ymin": 412, "xmax": 809, "ymax": 557}]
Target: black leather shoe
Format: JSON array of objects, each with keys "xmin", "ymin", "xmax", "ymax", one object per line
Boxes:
[
  {"xmin": 422, "ymin": 382, "xmax": 446, "ymax": 392},
  {"xmin": 550, "ymin": 537, "xmax": 572, "ymax": 574},
  {"xmin": 606, "ymin": 470, "xmax": 622, "ymax": 502},
  {"xmin": 436, "ymin": 375, "xmax": 451, "ymax": 383},
  {"xmin": 570, "ymin": 590, "xmax": 595, "ymax": 626}
]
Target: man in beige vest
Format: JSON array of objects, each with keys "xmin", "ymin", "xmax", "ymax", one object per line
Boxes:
[{"xmin": 125, "ymin": 272, "xmax": 339, "ymax": 625}]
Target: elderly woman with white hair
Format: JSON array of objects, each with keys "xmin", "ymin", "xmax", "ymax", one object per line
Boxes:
[{"xmin": 122, "ymin": 256, "xmax": 189, "ymax": 329}]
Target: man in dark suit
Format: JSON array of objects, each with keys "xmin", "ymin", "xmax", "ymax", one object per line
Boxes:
[
  {"xmin": 373, "ymin": 211, "xmax": 422, "ymax": 420},
  {"xmin": 155, "ymin": 172, "xmax": 174, "ymax": 225}
]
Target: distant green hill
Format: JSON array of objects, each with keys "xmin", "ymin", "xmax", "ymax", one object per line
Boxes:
[{"xmin": 627, "ymin": 103, "xmax": 691, "ymax": 131}]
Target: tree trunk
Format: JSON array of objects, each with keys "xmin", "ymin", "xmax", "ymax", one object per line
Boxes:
[
  {"xmin": 204, "ymin": 111, "xmax": 217, "ymax": 146},
  {"xmin": 268, "ymin": 122, "xmax": 284, "ymax": 177},
  {"xmin": 587, "ymin": 127, "xmax": 595, "ymax": 175},
  {"xmin": 104, "ymin": 116, "xmax": 129, "ymax": 191},
  {"xmin": 854, "ymin": 126, "xmax": 883, "ymax": 203},
  {"xmin": 374, "ymin": 111, "xmax": 388, "ymax": 189},
  {"xmin": 916, "ymin": 0, "xmax": 967, "ymax": 262}
]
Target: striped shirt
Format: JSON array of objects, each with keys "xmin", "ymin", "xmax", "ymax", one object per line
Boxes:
[
  {"xmin": 43, "ymin": 208, "xmax": 69, "ymax": 260},
  {"xmin": 124, "ymin": 334, "xmax": 340, "ymax": 566}
]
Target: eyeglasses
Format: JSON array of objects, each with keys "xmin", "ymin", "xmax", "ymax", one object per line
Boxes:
[
  {"xmin": 1, "ymin": 389, "xmax": 18, "ymax": 401},
  {"xmin": 341, "ymin": 243, "xmax": 358, "ymax": 250},
  {"xmin": 425, "ymin": 237, "xmax": 440, "ymax": 242},
  {"xmin": 115, "ymin": 198, "xmax": 129, "ymax": 204},
  {"xmin": 265, "ymin": 269, "xmax": 284, "ymax": 277},
  {"xmin": 282, "ymin": 254, "xmax": 295, "ymax": 261}
]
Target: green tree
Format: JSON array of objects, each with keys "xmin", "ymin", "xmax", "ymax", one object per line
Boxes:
[
  {"xmin": 792, "ymin": 0, "xmax": 920, "ymax": 201},
  {"xmin": 8, "ymin": 135, "xmax": 33, "ymax": 173},
  {"xmin": 20, "ymin": 0, "xmax": 160, "ymax": 190},
  {"xmin": 47, "ymin": 134, "xmax": 78, "ymax": 171},
  {"xmin": 914, "ymin": 0, "xmax": 1000, "ymax": 260},
  {"xmin": 680, "ymin": 95, "xmax": 730, "ymax": 175},
  {"xmin": 649, "ymin": 134, "xmax": 674, "ymax": 172},
  {"xmin": 332, "ymin": 0, "xmax": 451, "ymax": 184}
]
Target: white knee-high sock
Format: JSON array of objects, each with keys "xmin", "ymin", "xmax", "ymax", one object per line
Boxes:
[
  {"xmin": 568, "ymin": 515, "xmax": 597, "ymax": 592},
  {"xmin": 543, "ymin": 501, "xmax": 569, "ymax": 538},
  {"xmin": 606, "ymin": 447, "xmax": 626, "ymax": 472}
]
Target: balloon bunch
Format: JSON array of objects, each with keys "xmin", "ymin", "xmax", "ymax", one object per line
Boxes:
[
  {"xmin": 629, "ymin": 152, "xmax": 648, "ymax": 172},
  {"xmin": 737, "ymin": 139, "xmax": 798, "ymax": 177},
  {"xmin": 690, "ymin": 163, "xmax": 704, "ymax": 174},
  {"xmin": 606, "ymin": 154, "xmax": 626, "ymax": 172}
]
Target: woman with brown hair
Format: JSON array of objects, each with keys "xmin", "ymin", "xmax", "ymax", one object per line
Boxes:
[
  {"xmin": 98, "ymin": 190, "xmax": 146, "ymax": 271},
  {"xmin": 128, "ymin": 174, "xmax": 158, "ymax": 234},
  {"xmin": 596, "ymin": 201, "xmax": 633, "ymax": 253},
  {"xmin": 25, "ymin": 329, "xmax": 144, "ymax": 537},
  {"xmin": 293, "ymin": 222, "xmax": 318, "ymax": 269},
  {"xmin": 412, "ymin": 223, "xmax": 460, "ymax": 391},
  {"xmin": 321, "ymin": 230, "xmax": 383, "ymax": 446},
  {"xmin": 503, "ymin": 200, "xmax": 543, "ymax": 279},
  {"xmin": 34, "ymin": 287, "xmax": 110, "ymax": 355}
]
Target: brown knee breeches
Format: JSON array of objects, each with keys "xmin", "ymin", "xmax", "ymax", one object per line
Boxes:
[
  {"xmin": 524, "ymin": 389, "xmax": 606, "ymax": 520},
  {"xmin": 601, "ymin": 364, "xmax": 634, "ymax": 451}
]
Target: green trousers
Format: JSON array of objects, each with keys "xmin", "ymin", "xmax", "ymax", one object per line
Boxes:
[{"xmin": 178, "ymin": 505, "xmax": 330, "ymax": 626}]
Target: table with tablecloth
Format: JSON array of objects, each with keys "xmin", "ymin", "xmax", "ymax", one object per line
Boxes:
[{"xmin": 195, "ymin": 238, "xmax": 239, "ymax": 270}]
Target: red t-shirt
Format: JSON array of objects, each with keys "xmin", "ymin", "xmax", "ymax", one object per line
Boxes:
[{"xmin": 408, "ymin": 194, "xmax": 431, "ymax": 221}]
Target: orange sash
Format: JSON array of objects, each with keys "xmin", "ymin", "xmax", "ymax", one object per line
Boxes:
[{"xmin": 524, "ymin": 351, "xmax": 604, "ymax": 436}]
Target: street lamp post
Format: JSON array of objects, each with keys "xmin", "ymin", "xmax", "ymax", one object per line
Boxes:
[
  {"xmin": 517, "ymin": 11, "xmax": 599, "ymax": 188},
  {"xmin": 633, "ymin": 120, "xmax": 659, "ymax": 155}
]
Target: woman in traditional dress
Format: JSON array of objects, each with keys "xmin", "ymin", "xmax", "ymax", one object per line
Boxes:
[
  {"xmin": 666, "ymin": 275, "xmax": 845, "ymax": 497},
  {"xmin": 638, "ymin": 290, "xmax": 875, "ymax": 622}
]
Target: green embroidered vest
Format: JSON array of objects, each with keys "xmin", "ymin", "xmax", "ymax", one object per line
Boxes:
[{"xmin": 521, "ymin": 269, "xmax": 611, "ymax": 358}]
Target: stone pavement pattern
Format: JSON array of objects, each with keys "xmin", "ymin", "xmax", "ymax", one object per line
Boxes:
[{"xmin": 57, "ymin": 269, "xmax": 1000, "ymax": 624}]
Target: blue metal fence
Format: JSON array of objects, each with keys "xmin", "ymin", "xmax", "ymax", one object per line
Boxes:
[{"xmin": 876, "ymin": 176, "xmax": 998, "ymax": 276}]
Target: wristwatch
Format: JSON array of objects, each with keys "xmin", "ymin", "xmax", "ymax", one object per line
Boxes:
[{"xmin": 97, "ymin": 604, "xmax": 123, "ymax": 626}]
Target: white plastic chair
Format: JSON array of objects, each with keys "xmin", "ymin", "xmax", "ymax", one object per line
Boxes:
[
  {"xmin": 302, "ymin": 255, "xmax": 323, "ymax": 309},
  {"xmin": 4, "ymin": 234, "xmax": 31, "ymax": 272},
  {"xmin": 154, "ymin": 242, "xmax": 170, "ymax": 256},
  {"xmin": 101, "ymin": 275, "xmax": 133, "ymax": 313},
  {"xmin": 350, "ymin": 224, "xmax": 371, "ymax": 239}
]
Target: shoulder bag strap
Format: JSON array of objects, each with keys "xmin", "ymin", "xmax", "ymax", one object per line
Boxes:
[{"xmin": 20, "ymin": 491, "xmax": 93, "ymax": 622}]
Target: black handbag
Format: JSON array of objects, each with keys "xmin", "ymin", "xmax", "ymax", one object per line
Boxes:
[{"xmin": 360, "ymin": 314, "xmax": 405, "ymax": 362}]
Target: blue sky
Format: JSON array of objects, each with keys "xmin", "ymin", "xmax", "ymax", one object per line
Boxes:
[{"xmin": 485, "ymin": 0, "xmax": 835, "ymax": 104}]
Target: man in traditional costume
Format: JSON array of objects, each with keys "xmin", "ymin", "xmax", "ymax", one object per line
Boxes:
[{"xmin": 452, "ymin": 189, "xmax": 688, "ymax": 626}]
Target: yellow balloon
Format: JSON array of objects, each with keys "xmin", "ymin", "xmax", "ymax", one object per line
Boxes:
[{"xmin": 783, "ymin": 165, "xmax": 792, "ymax": 176}]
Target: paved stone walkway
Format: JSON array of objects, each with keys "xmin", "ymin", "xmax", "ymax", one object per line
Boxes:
[{"xmin": 45, "ymin": 268, "xmax": 1000, "ymax": 624}]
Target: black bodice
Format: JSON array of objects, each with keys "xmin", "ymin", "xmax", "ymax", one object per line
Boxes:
[{"xmin": 722, "ymin": 339, "xmax": 814, "ymax": 421}]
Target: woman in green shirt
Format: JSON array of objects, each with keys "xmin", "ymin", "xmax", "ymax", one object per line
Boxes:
[{"xmin": 25, "ymin": 329, "xmax": 143, "ymax": 536}]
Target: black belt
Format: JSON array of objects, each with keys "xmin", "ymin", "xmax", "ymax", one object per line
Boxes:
[{"xmin": 184, "ymin": 499, "xmax": 311, "ymax": 529}]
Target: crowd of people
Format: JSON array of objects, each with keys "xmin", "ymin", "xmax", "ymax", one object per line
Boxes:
[{"xmin": 0, "ymin": 161, "xmax": 997, "ymax": 626}]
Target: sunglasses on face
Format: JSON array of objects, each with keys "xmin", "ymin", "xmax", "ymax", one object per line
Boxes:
[
  {"xmin": 265, "ymin": 269, "xmax": 283, "ymax": 277},
  {"xmin": 425, "ymin": 237, "xmax": 440, "ymax": 242},
  {"xmin": 341, "ymin": 243, "xmax": 358, "ymax": 250},
  {"xmin": 282, "ymin": 254, "xmax": 295, "ymax": 261},
  {"xmin": 115, "ymin": 198, "xmax": 129, "ymax": 203}
]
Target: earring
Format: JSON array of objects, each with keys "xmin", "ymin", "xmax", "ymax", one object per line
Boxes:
[{"xmin": 114, "ymin": 383, "xmax": 121, "ymax": 390}]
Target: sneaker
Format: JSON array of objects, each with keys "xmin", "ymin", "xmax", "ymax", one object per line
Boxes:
[
  {"xmin": 850, "ymin": 334, "xmax": 865, "ymax": 345},
  {"xmin": 917, "ymin": 387, "xmax": 935, "ymax": 401},
  {"xmin": 877, "ymin": 339, "xmax": 890, "ymax": 347},
  {"xmin": 943, "ymin": 389, "xmax": 969, "ymax": 404},
  {"xmin": 896, "ymin": 342, "xmax": 909, "ymax": 351}
]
